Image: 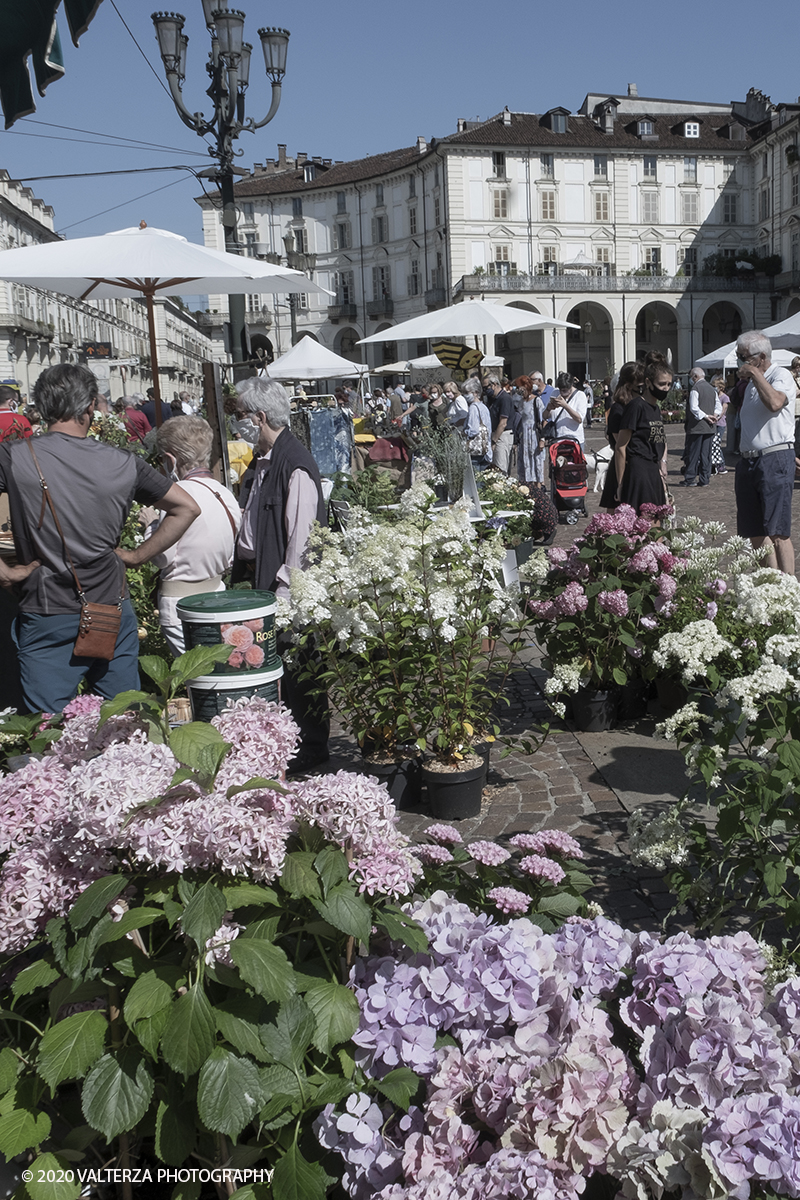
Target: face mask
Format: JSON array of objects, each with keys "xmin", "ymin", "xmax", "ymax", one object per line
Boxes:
[
  {"xmin": 233, "ymin": 417, "xmax": 259, "ymax": 445},
  {"xmin": 651, "ymin": 385, "xmax": 671, "ymax": 400}
]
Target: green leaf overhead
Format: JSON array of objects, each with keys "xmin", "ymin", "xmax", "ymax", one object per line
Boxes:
[
  {"xmin": 81, "ymin": 1049, "xmax": 154, "ymax": 1141},
  {"xmin": 37, "ymin": 1010, "xmax": 107, "ymax": 1092},
  {"xmin": 161, "ymin": 985, "xmax": 216, "ymax": 1078},
  {"xmin": 197, "ymin": 1047, "xmax": 264, "ymax": 1140}
]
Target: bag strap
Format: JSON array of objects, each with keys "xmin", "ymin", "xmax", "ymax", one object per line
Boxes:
[
  {"xmin": 26, "ymin": 440, "xmax": 122, "ymax": 608},
  {"xmin": 191, "ymin": 479, "xmax": 238, "ymax": 537}
]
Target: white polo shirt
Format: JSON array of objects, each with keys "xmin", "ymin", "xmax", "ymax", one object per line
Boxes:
[{"xmin": 739, "ymin": 363, "xmax": 796, "ymax": 452}]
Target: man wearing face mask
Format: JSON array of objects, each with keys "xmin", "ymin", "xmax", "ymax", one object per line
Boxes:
[{"xmin": 232, "ymin": 376, "xmax": 330, "ymax": 774}]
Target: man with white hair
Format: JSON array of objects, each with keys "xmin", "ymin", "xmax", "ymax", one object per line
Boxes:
[
  {"xmin": 735, "ymin": 330, "xmax": 796, "ymax": 574},
  {"xmin": 682, "ymin": 367, "xmax": 720, "ymax": 488}
]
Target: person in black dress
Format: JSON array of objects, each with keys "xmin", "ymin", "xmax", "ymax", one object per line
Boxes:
[
  {"xmin": 614, "ymin": 354, "xmax": 670, "ymax": 514},
  {"xmin": 600, "ymin": 362, "xmax": 645, "ymax": 510}
]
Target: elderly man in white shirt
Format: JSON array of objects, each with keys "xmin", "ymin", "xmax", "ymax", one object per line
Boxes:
[{"xmin": 734, "ymin": 330, "xmax": 797, "ymax": 574}]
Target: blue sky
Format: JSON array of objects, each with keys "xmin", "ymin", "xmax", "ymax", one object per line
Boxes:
[{"xmin": 1, "ymin": 0, "xmax": 796, "ymax": 249}]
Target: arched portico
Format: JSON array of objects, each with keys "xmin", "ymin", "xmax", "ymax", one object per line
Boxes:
[
  {"xmin": 701, "ymin": 301, "xmax": 746, "ymax": 357},
  {"xmin": 502, "ymin": 300, "xmax": 544, "ymax": 379},
  {"xmin": 565, "ymin": 301, "xmax": 613, "ymax": 380},
  {"xmin": 635, "ymin": 301, "xmax": 679, "ymax": 366},
  {"xmin": 334, "ymin": 326, "xmax": 363, "ymax": 363}
]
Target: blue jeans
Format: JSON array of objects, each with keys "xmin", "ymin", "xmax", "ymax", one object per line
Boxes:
[{"xmin": 14, "ymin": 599, "xmax": 140, "ymax": 714}]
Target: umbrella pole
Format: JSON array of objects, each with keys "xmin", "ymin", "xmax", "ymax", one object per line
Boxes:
[{"xmin": 145, "ymin": 290, "xmax": 164, "ymax": 427}]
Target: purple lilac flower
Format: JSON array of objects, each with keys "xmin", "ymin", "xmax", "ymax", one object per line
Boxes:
[
  {"xmin": 597, "ymin": 589, "xmax": 629, "ymax": 617},
  {"xmin": 707, "ymin": 578, "xmax": 728, "ymax": 597},
  {"xmin": 415, "ymin": 845, "xmax": 455, "ymax": 866},
  {"xmin": 509, "ymin": 830, "xmax": 583, "ymax": 859},
  {"xmin": 641, "ymin": 992, "xmax": 791, "ymax": 1112},
  {"xmin": 426, "ymin": 823, "xmax": 463, "ymax": 845},
  {"xmin": 622, "ymin": 930, "xmax": 768, "ymax": 1036},
  {"xmin": 704, "ymin": 1093, "xmax": 800, "ymax": 1197},
  {"xmin": 487, "ymin": 887, "xmax": 530, "ymax": 915},
  {"xmin": 640, "ymin": 614, "xmax": 659, "ymax": 631},
  {"xmin": 553, "ymin": 916, "xmax": 637, "ymax": 997},
  {"xmin": 518, "ymin": 855, "xmax": 566, "ymax": 884},
  {"xmin": 468, "ymin": 841, "xmax": 510, "ymax": 867},
  {"xmin": 705, "ymin": 601, "xmax": 718, "ymax": 620},
  {"xmin": 553, "ymin": 582, "xmax": 589, "ymax": 617}
]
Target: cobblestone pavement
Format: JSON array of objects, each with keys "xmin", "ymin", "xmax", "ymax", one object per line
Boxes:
[{"xmin": 323, "ymin": 433, "xmax": 800, "ymax": 936}]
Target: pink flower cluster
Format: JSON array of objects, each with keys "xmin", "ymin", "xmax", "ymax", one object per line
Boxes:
[
  {"xmin": 509, "ymin": 830, "xmax": 583, "ymax": 859},
  {"xmin": 467, "ymin": 841, "xmax": 510, "ymax": 867},
  {"xmin": 0, "ymin": 697, "xmax": 419, "ymax": 953},
  {"xmin": 518, "ymin": 854, "xmax": 566, "ymax": 885},
  {"xmin": 425, "ymin": 823, "xmax": 463, "ymax": 845},
  {"xmin": 597, "ymin": 589, "xmax": 629, "ymax": 617},
  {"xmin": 487, "ymin": 886, "xmax": 530, "ymax": 915},
  {"xmin": 552, "ymin": 582, "xmax": 588, "ymax": 617}
]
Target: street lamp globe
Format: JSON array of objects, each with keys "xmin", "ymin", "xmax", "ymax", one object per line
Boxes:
[
  {"xmin": 201, "ymin": 0, "xmax": 228, "ymax": 27},
  {"xmin": 213, "ymin": 8, "xmax": 245, "ymax": 58},
  {"xmin": 152, "ymin": 11, "xmax": 185, "ymax": 68},
  {"xmin": 258, "ymin": 27, "xmax": 289, "ymax": 81}
]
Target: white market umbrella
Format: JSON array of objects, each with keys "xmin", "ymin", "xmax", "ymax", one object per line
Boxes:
[
  {"xmin": 266, "ymin": 336, "xmax": 369, "ymax": 381},
  {"xmin": 358, "ymin": 299, "xmax": 578, "ymax": 345},
  {"xmin": 695, "ymin": 341, "xmax": 797, "ymax": 370},
  {"xmin": 763, "ymin": 312, "xmax": 800, "ymax": 351},
  {"xmin": 562, "ymin": 251, "xmax": 595, "ymax": 269},
  {"xmin": 0, "ymin": 223, "xmax": 328, "ymax": 422},
  {"xmin": 373, "ymin": 351, "xmax": 506, "ymax": 374}
]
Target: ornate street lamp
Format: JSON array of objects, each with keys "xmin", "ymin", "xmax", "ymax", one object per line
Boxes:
[{"xmin": 152, "ymin": 6, "xmax": 289, "ymax": 372}]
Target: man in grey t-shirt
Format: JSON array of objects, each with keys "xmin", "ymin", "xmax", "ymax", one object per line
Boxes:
[{"xmin": 0, "ymin": 364, "xmax": 199, "ymax": 712}]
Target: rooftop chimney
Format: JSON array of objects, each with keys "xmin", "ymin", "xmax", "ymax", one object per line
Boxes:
[
  {"xmin": 501, "ymin": 106, "xmax": 511, "ymax": 126},
  {"xmin": 417, "ymin": 136, "xmax": 427, "ymax": 154},
  {"xmin": 628, "ymin": 83, "xmax": 638, "ymax": 97},
  {"xmin": 297, "ymin": 152, "xmax": 307, "ymax": 166},
  {"xmin": 277, "ymin": 144, "xmax": 287, "ymax": 168},
  {"xmin": 457, "ymin": 118, "xmax": 466, "ymax": 133}
]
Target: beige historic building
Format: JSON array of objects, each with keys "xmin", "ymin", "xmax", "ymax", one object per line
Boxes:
[{"xmin": 196, "ymin": 85, "xmax": 800, "ymax": 380}]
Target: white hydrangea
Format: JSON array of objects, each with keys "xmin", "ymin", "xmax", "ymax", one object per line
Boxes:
[
  {"xmin": 653, "ymin": 621, "xmax": 739, "ymax": 683},
  {"xmin": 609, "ymin": 1101, "xmax": 718, "ymax": 1200},
  {"xmin": 654, "ymin": 700, "xmax": 704, "ymax": 742},
  {"xmin": 543, "ymin": 659, "xmax": 584, "ymax": 696},
  {"xmin": 518, "ymin": 547, "xmax": 550, "ymax": 585},
  {"xmin": 721, "ymin": 662, "xmax": 799, "ymax": 723},
  {"xmin": 732, "ymin": 568, "xmax": 800, "ymax": 631},
  {"xmin": 628, "ymin": 806, "xmax": 689, "ymax": 871}
]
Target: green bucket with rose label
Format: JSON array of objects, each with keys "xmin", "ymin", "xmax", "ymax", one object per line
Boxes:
[
  {"xmin": 186, "ymin": 657, "xmax": 284, "ymax": 722},
  {"xmin": 177, "ymin": 590, "xmax": 277, "ymax": 675}
]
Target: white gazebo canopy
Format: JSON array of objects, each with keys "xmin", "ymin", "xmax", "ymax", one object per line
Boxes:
[
  {"xmin": 266, "ymin": 336, "xmax": 369, "ymax": 380},
  {"xmin": 695, "ymin": 340, "xmax": 797, "ymax": 370}
]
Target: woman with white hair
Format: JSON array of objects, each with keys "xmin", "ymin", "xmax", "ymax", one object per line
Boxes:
[{"xmin": 144, "ymin": 415, "xmax": 241, "ymax": 654}]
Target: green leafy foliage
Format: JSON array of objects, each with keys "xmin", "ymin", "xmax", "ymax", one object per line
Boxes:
[{"xmin": 81, "ymin": 1050, "xmax": 154, "ymax": 1140}]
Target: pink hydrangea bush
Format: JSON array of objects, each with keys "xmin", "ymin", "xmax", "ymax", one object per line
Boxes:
[
  {"xmin": 316, "ymin": 896, "xmax": 800, "ymax": 1198},
  {"xmin": 0, "ymin": 696, "xmax": 420, "ymax": 954},
  {"xmin": 527, "ymin": 504, "xmax": 689, "ymax": 692},
  {"xmin": 414, "ymin": 825, "xmax": 591, "ymax": 925}
]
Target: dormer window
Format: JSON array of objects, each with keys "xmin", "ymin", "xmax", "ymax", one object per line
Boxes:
[
  {"xmin": 552, "ymin": 113, "xmax": 567, "ymax": 134},
  {"xmin": 684, "ymin": 121, "xmax": 700, "ymax": 138},
  {"xmin": 638, "ymin": 119, "xmax": 654, "ymax": 137}
]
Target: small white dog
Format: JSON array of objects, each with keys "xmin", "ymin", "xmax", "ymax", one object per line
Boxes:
[{"xmin": 593, "ymin": 444, "xmax": 614, "ymax": 492}]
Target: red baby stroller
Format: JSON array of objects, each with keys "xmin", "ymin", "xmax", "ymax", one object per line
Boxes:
[{"xmin": 548, "ymin": 438, "xmax": 588, "ymax": 524}]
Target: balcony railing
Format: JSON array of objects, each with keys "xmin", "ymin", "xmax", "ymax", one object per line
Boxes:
[
  {"xmin": 425, "ymin": 286, "xmax": 448, "ymax": 308},
  {"xmin": 455, "ymin": 272, "xmax": 776, "ymax": 294},
  {"xmin": 327, "ymin": 302, "xmax": 358, "ymax": 322},
  {"xmin": 366, "ymin": 297, "xmax": 394, "ymax": 318},
  {"xmin": 773, "ymin": 269, "xmax": 800, "ymax": 292}
]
